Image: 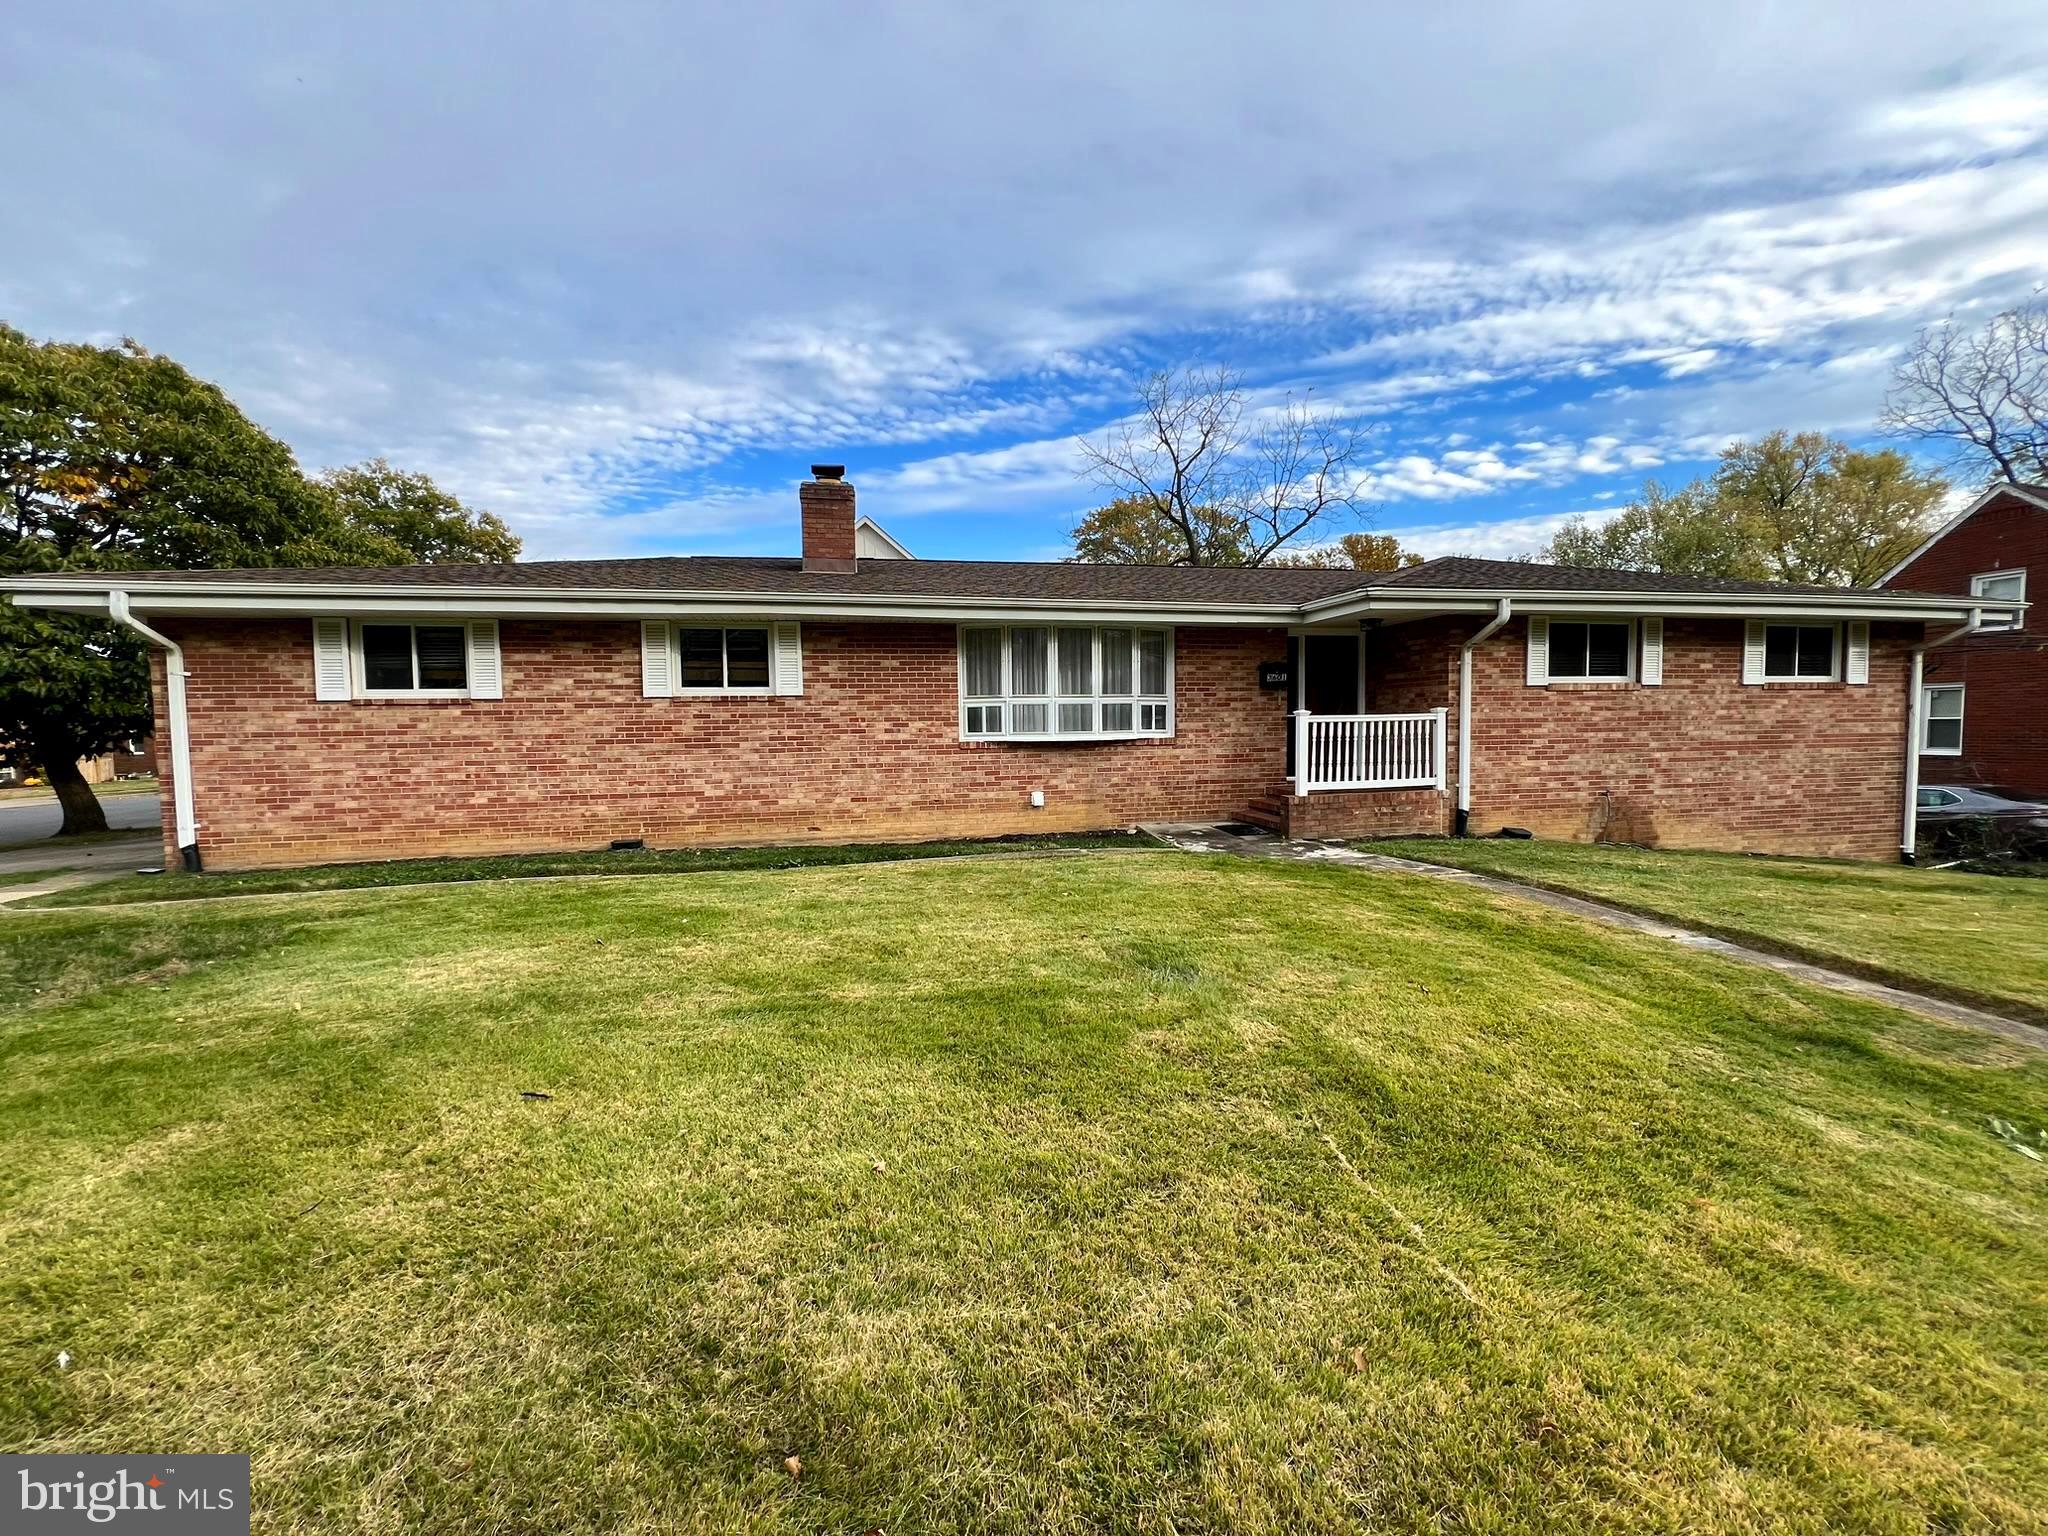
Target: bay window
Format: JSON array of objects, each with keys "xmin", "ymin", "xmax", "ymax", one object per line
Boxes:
[{"xmin": 960, "ymin": 625, "xmax": 1172, "ymax": 739}]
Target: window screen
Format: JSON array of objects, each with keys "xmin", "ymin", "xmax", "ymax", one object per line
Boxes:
[{"xmin": 1547, "ymin": 621, "xmax": 1631, "ymax": 680}]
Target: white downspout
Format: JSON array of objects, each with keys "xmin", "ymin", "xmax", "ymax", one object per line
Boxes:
[
  {"xmin": 1901, "ymin": 608, "xmax": 1985, "ymax": 865},
  {"xmin": 107, "ymin": 591, "xmax": 201, "ymax": 870},
  {"xmin": 1456, "ymin": 598, "xmax": 1513, "ymax": 837}
]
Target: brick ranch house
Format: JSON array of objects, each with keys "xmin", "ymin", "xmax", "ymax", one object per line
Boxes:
[
  {"xmin": 4, "ymin": 468, "xmax": 2022, "ymax": 872},
  {"xmin": 1880, "ymin": 480, "xmax": 2047, "ymax": 799}
]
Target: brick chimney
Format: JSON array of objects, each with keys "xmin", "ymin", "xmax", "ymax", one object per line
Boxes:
[{"xmin": 800, "ymin": 465, "xmax": 857, "ymax": 572}]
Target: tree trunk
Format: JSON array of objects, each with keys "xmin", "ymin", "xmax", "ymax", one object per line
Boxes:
[{"xmin": 43, "ymin": 755, "xmax": 110, "ymax": 836}]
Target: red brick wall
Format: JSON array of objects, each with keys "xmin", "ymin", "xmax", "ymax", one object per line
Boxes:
[
  {"xmin": 155, "ymin": 619, "xmax": 1295, "ymax": 869},
  {"xmin": 1286, "ymin": 787, "xmax": 1449, "ymax": 839},
  {"xmin": 1442, "ymin": 615, "xmax": 1915, "ymax": 859},
  {"xmin": 1888, "ymin": 490, "xmax": 2048, "ymax": 796}
]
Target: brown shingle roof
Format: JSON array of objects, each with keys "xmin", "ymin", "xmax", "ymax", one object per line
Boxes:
[
  {"xmin": 94, "ymin": 554, "xmax": 1381, "ymax": 604},
  {"xmin": 1377, "ymin": 555, "xmax": 1869, "ymax": 598},
  {"xmin": 25, "ymin": 551, "xmax": 1973, "ymax": 606}
]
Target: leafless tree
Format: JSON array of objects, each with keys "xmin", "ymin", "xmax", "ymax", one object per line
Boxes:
[
  {"xmin": 1881, "ymin": 298, "xmax": 2048, "ymax": 485},
  {"xmin": 1073, "ymin": 366, "xmax": 1371, "ymax": 565}
]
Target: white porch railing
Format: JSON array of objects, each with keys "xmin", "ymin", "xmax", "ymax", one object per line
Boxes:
[{"xmin": 1292, "ymin": 709, "xmax": 1448, "ymax": 793}]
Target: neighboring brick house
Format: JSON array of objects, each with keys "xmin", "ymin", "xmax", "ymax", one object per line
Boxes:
[
  {"xmin": 1881, "ymin": 481, "xmax": 2048, "ymax": 798},
  {"xmin": 4, "ymin": 468, "xmax": 2018, "ymax": 871}
]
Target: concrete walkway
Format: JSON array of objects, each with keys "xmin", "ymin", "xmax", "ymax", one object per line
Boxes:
[
  {"xmin": 0, "ymin": 833, "xmax": 163, "ymax": 906},
  {"xmin": 1141, "ymin": 822, "xmax": 2044, "ymax": 1050}
]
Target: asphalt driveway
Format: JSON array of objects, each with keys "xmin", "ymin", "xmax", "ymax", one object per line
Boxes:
[{"xmin": 0, "ymin": 790, "xmax": 161, "ymax": 848}]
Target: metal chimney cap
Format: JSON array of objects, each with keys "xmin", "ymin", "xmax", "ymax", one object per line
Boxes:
[{"xmin": 810, "ymin": 464, "xmax": 846, "ymax": 481}]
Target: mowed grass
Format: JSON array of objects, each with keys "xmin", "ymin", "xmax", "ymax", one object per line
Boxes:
[
  {"xmin": 3, "ymin": 854, "xmax": 2046, "ymax": 1534},
  {"xmin": 1363, "ymin": 838, "xmax": 2048, "ymax": 1023},
  {"xmin": 21, "ymin": 830, "xmax": 1147, "ymax": 907}
]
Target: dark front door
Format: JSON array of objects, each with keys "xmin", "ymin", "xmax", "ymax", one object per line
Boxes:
[
  {"xmin": 1284, "ymin": 634, "xmax": 1362, "ymax": 776},
  {"xmin": 1304, "ymin": 634, "xmax": 1360, "ymax": 715}
]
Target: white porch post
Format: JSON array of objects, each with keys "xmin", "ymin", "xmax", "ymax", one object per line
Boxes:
[
  {"xmin": 1292, "ymin": 709, "xmax": 1311, "ymax": 795},
  {"xmin": 1432, "ymin": 706, "xmax": 1448, "ymax": 792}
]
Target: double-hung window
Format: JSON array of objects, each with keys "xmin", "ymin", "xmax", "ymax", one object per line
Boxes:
[
  {"xmin": 676, "ymin": 627, "xmax": 772, "ymax": 692},
  {"xmin": 358, "ymin": 622, "xmax": 469, "ymax": 695},
  {"xmin": 1762, "ymin": 623, "xmax": 1837, "ymax": 681},
  {"xmin": 1922, "ymin": 684, "xmax": 1964, "ymax": 755},
  {"xmin": 1971, "ymin": 569, "xmax": 2025, "ymax": 631},
  {"xmin": 960, "ymin": 625, "xmax": 1171, "ymax": 739}
]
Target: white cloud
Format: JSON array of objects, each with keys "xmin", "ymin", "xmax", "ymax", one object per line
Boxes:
[
  {"xmin": 1388, "ymin": 506, "xmax": 1626, "ymax": 561},
  {"xmin": 2, "ymin": 8, "xmax": 2045, "ymax": 560}
]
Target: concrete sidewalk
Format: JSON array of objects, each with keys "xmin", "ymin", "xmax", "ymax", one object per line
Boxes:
[{"xmin": 1141, "ymin": 822, "xmax": 2044, "ymax": 1050}]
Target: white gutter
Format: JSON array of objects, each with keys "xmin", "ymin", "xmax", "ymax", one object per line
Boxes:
[
  {"xmin": 1456, "ymin": 598, "xmax": 1513, "ymax": 836},
  {"xmin": 1901, "ymin": 609, "xmax": 1986, "ymax": 865},
  {"xmin": 107, "ymin": 591, "xmax": 200, "ymax": 870}
]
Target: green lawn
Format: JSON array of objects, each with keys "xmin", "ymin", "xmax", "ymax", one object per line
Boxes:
[
  {"xmin": 1357, "ymin": 838, "xmax": 2048, "ymax": 1023},
  {"xmin": 20, "ymin": 830, "xmax": 1148, "ymax": 907},
  {"xmin": 3, "ymin": 854, "xmax": 2045, "ymax": 1533}
]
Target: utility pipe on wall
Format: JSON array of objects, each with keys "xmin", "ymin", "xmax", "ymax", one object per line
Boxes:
[
  {"xmin": 1456, "ymin": 598, "xmax": 1512, "ymax": 837},
  {"xmin": 107, "ymin": 591, "xmax": 201, "ymax": 871},
  {"xmin": 1900, "ymin": 609, "xmax": 1985, "ymax": 865}
]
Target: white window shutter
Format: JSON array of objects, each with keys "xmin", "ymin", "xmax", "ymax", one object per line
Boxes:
[
  {"xmin": 1845, "ymin": 621, "xmax": 1870, "ymax": 685},
  {"xmin": 313, "ymin": 617, "xmax": 350, "ymax": 701},
  {"xmin": 467, "ymin": 620, "xmax": 502, "ymax": 699},
  {"xmin": 1640, "ymin": 617, "xmax": 1664, "ymax": 685},
  {"xmin": 772, "ymin": 621, "xmax": 804, "ymax": 696},
  {"xmin": 1525, "ymin": 616, "xmax": 1549, "ymax": 686},
  {"xmin": 1742, "ymin": 620, "xmax": 1767, "ymax": 685},
  {"xmin": 641, "ymin": 621, "xmax": 673, "ymax": 697}
]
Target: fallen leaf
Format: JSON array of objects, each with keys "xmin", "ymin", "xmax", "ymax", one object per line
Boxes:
[{"xmin": 784, "ymin": 1455, "xmax": 802, "ymax": 1479}]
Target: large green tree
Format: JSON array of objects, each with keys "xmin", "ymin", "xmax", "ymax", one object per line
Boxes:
[
  {"xmin": 1, "ymin": 326, "xmax": 515, "ymax": 833},
  {"xmin": 1540, "ymin": 432, "xmax": 1945, "ymax": 585},
  {"xmin": 318, "ymin": 458, "xmax": 520, "ymax": 564},
  {"xmin": 1543, "ymin": 479, "xmax": 1763, "ymax": 577}
]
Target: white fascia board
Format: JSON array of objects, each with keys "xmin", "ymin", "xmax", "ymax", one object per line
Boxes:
[
  {"xmin": 6, "ymin": 585, "xmax": 1305, "ymax": 628},
  {"xmin": 1875, "ymin": 482, "xmax": 2048, "ymax": 587},
  {"xmin": 15, "ymin": 577, "xmax": 2015, "ymax": 629},
  {"xmin": 1304, "ymin": 588, "xmax": 2017, "ymax": 625}
]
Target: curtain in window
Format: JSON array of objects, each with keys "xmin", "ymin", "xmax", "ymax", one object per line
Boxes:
[
  {"xmin": 1100, "ymin": 629, "xmax": 1133, "ymax": 694},
  {"xmin": 1011, "ymin": 628, "xmax": 1049, "ymax": 695},
  {"xmin": 1137, "ymin": 631, "xmax": 1167, "ymax": 695},
  {"xmin": 1056, "ymin": 628, "xmax": 1094, "ymax": 694},
  {"xmin": 963, "ymin": 628, "xmax": 1004, "ymax": 697}
]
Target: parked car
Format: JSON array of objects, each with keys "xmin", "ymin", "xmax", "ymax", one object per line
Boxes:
[{"xmin": 1917, "ymin": 785, "xmax": 2048, "ymax": 856}]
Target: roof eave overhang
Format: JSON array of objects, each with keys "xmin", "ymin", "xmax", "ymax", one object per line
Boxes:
[
  {"xmin": 7, "ymin": 577, "xmax": 2019, "ymax": 630},
  {"xmin": 2, "ymin": 582, "xmax": 1308, "ymax": 628},
  {"xmin": 1302, "ymin": 587, "xmax": 2020, "ymax": 625}
]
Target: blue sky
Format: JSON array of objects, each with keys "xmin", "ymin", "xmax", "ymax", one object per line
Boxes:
[{"xmin": 5, "ymin": 2, "xmax": 2047, "ymax": 564}]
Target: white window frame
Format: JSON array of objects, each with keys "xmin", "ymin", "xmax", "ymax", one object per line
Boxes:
[
  {"xmin": 351, "ymin": 619, "xmax": 473, "ymax": 700},
  {"xmin": 1760, "ymin": 622, "xmax": 1840, "ymax": 683},
  {"xmin": 671, "ymin": 624, "xmax": 776, "ymax": 697},
  {"xmin": 957, "ymin": 624, "xmax": 1174, "ymax": 742},
  {"xmin": 1542, "ymin": 617, "xmax": 1636, "ymax": 683},
  {"xmin": 1970, "ymin": 569, "xmax": 2025, "ymax": 630},
  {"xmin": 1921, "ymin": 684, "xmax": 1965, "ymax": 756}
]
